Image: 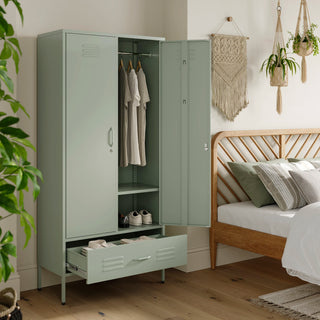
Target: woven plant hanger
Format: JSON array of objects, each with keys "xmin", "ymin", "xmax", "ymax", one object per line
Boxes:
[
  {"xmin": 271, "ymin": 0, "xmax": 288, "ymax": 115},
  {"xmin": 295, "ymin": 0, "xmax": 312, "ymax": 83}
]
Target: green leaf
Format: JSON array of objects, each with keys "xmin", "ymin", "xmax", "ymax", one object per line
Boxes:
[
  {"xmin": 0, "ymin": 184, "xmax": 15, "ymax": 194},
  {"xmin": 6, "ymin": 24, "xmax": 13, "ymax": 37},
  {"xmin": 12, "ymin": 48, "xmax": 19, "ymax": 74},
  {"xmin": 0, "ymin": 41, "xmax": 11, "ymax": 60},
  {"xmin": 12, "ymin": 0, "xmax": 23, "ymax": 23},
  {"xmin": 0, "ymin": 251, "xmax": 13, "ymax": 282},
  {"xmin": 12, "ymin": 138, "xmax": 35, "ymax": 151},
  {"xmin": 0, "ymin": 116, "xmax": 19, "ymax": 127},
  {"xmin": 0, "ymin": 68, "xmax": 13, "ymax": 93},
  {"xmin": 17, "ymin": 171, "xmax": 28, "ymax": 190},
  {"xmin": 0, "ymin": 231, "xmax": 13, "ymax": 244},
  {"xmin": 20, "ymin": 213, "xmax": 32, "ymax": 248},
  {"xmin": 8, "ymin": 38, "xmax": 21, "ymax": 55},
  {"xmin": 26, "ymin": 171, "xmax": 40, "ymax": 199},
  {"xmin": 25, "ymin": 165, "xmax": 43, "ymax": 181},
  {"xmin": 2, "ymin": 244, "xmax": 16, "ymax": 257},
  {"xmin": 0, "ymin": 194, "xmax": 19, "ymax": 213},
  {"xmin": 13, "ymin": 143, "xmax": 27, "ymax": 161},
  {"xmin": 0, "ymin": 134, "xmax": 13, "ymax": 159},
  {"xmin": 9, "ymin": 101, "xmax": 29, "ymax": 117},
  {"xmin": 0, "ymin": 127, "xmax": 29, "ymax": 139}
]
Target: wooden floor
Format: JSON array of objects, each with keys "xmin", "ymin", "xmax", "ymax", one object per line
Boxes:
[{"xmin": 20, "ymin": 257, "xmax": 305, "ymax": 320}]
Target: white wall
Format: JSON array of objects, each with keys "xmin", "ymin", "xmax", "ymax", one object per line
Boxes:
[
  {"xmin": 186, "ymin": 0, "xmax": 320, "ymax": 269},
  {"xmin": 14, "ymin": 0, "xmax": 165, "ymax": 292}
]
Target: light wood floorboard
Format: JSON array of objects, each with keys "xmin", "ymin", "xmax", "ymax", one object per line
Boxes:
[{"xmin": 19, "ymin": 257, "xmax": 305, "ymax": 320}]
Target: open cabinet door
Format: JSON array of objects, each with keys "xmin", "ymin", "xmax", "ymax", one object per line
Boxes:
[{"xmin": 160, "ymin": 40, "xmax": 211, "ymax": 227}]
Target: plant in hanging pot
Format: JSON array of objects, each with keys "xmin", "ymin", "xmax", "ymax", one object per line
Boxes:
[
  {"xmin": 0, "ymin": 0, "xmax": 42, "ymax": 319},
  {"xmin": 260, "ymin": 46, "xmax": 299, "ymax": 86},
  {"xmin": 287, "ymin": 24, "xmax": 320, "ymax": 57}
]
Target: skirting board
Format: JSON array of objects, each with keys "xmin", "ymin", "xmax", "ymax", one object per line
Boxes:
[{"xmin": 176, "ymin": 244, "xmax": 261, "ymax": 273}]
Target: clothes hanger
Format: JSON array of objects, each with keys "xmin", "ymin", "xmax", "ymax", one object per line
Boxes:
[
  {"xmin": 119, "ymin": 58, "xmax": 124, "ymax": 71},
  {"xmin": 136, "ymin": 60, "xmax": 142, "ymax": 72},
  {"xmin": 127, "ymin": 60, "xmax": 133, "ymax": 73}
]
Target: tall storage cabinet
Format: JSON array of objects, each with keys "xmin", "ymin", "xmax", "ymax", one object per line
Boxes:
[{"xmin": 37, "ymin": 30, "xmax": 211, "ymax": 304}]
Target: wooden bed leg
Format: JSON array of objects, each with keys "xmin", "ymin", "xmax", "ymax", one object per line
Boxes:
[{"xmin": 210, "ymin": 227, "xmax": 218, "ymax": 269}]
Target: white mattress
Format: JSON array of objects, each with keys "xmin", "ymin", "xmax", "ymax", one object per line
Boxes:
[{"xmin": 218, "ymin": 201, "xmax": 299, "ymax": 237}]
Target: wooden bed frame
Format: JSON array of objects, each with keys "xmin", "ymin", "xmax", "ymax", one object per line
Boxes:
[{"xmin": 210, "ymin": 128, "xmax": 320, "ymax": 269}]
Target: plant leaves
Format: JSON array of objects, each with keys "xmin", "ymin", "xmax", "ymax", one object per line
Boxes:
[
  {"xmin": 0, "ymin": 41, "xmax": 11, "ymax": 60},
  {"xmin": 12, "ymin": 138, "xmax": 35, "ymax": 151},
  {"xmin": 26, "ymin": 171, "xmax": 40, "ymax": 199},
  {"xmin": 0, "ymin": 116, "xmax": 19, "ymax": 127},
  {"xmin": 25, "ymin": 165, "xmax": 43, "ymax": 181},
  {"xmin": 2, "ymin": 243, "xmax": 16, "ymax": 257},
  {"xmin": 0, "ymin": 134, "xmax": 13, "ymax": 159},
  {"xmin": 0, "ymin": 127, "xmax": 29, "ymax": 139},
  {"xmin": 0, "ymin": 194, "xmax": 19, "ymax": 213},
  {"xmin": 8, "ymin": 37, "xmax": 21, "ymax": 55},
  {"xmin": 0, "ymin": 184, "xmax": 15, "ymax": 194},
  {"xmin": 0, "ymin": 231, "xmax": 13, "ymax": 244}
]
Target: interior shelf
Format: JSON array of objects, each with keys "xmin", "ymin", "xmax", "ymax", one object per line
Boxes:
[
  {"xmin": 118, "ymin": 183, "xmax": 159, "ymax": 196},
  {"xmin": 117, "ymin": 224, "xmax": 162, "ymax": 234}
]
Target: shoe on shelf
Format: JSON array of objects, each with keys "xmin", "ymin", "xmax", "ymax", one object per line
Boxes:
[
  {"xmin": 118, "ymin": 213, "xmax": 129, "ymax": 228},
  {"xmin": 128, "ymin": 211, "xmax": 142, "ymax": 226},
  {"xmin": 139, "ymin": 210, "xmax": 152, "ymax": 225}
]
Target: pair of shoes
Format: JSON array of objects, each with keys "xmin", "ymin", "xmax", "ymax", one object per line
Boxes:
[{"xmin": 128, "ymin": 210, "xmax": 152, "ymax": 226}]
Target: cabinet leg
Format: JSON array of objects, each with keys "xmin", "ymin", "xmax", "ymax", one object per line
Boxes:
[
  {"xmin": 37, "ymin": 266, "xmax": 42, "ymax": 291},
  {"xmin": 61, "ymin": 275, "xmax": 66, "ymax": 305},
  {"xmin": 161, "ymin": 269, "xmax": 165, "ymax": 284}
]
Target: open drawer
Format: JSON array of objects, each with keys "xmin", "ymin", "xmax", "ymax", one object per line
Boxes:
[{"xmin": 66, "ymin": 234, "xmax": 187, "ymax": 284}]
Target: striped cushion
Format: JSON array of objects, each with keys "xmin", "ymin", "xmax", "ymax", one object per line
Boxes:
[{"xmin": 253, "ymin": 161, "xmax": 315, "ymax": 211}]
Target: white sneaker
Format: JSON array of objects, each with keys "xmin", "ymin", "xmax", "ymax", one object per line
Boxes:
[
  {"xmin": 139, "ymin": 210, "xmax": 152, "ymax": 225},
  {"xmin": 128, "ymin": 211, "xmax": 142, "ymax": 226}
]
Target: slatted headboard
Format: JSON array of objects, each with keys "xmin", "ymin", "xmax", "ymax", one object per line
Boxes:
[{"xmin": 211, "ymin": 129, "xmax": 320, "ymax": 223}]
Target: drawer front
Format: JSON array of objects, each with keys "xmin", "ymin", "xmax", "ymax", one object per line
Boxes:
[{"xmin": 67, "ymin": 235, "xmax": 187, "ymax": 284}]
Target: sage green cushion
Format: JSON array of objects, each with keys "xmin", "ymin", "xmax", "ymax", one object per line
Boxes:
[{"xmin": 228, "ymin": 159, "xmax": 287, "ymax": 208}]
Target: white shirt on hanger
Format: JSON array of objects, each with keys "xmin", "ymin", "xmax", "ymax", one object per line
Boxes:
[
  {"xmin": 137, "ymin": 68, "xmax": 150, "ymax": 166},
  {"xmin": 127, "ymin": 69, "xmax": 141, "ymax": 165},
  {"xmin": 119, "ymin": 66, "xmax": 132, "ymax": 167}
]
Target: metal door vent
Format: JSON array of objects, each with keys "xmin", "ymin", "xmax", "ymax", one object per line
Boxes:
[{"xmin": 81, "ymin": 44, "xmax": 100, "ymax": 57}]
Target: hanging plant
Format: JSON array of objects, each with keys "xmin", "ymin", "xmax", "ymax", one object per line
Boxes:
[
  {"xmin": 261, "ymin": 46, "xmax": 299, "ymax": 86},
  {"xmin": 287, "ymin": 24, "xmax": 320, "ymax": 57},
  {"xmin": 286, "ymin": 0, "xmax": 318, "ymax": 83}
]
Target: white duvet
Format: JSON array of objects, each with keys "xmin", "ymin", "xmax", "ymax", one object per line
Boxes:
[{"xmin": 282, "ymin": 202, "xmax": 320, "ymax": 285}]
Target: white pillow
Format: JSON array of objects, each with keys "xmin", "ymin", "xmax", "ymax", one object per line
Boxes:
[
  {"xmin": 253, "ymin": 161, "xmax": 315, "ymax": 211},
  {"xmin": 289, "ymin": 169, "xmax": 320, "ymax": 204}
]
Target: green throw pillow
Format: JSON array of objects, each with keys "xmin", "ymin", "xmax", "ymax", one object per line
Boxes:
[
  {"xmin": 288, "ymin": 157, "xmax": 320, "ymax": 163},
  {"xmin": 228, "ymin": 159, "xmax": 287, "ymax": 208}
]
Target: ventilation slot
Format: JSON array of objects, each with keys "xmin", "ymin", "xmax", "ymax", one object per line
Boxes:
[
  {"xmin": 102, "ymin": 256, "xmax": 124, "ymax": 272},
  {"xmin": 156, "ymin": 247, "xmax": 175, "ymax": 261}
]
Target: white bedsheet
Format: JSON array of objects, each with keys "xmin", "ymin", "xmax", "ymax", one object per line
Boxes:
[
  {"xmin": 282, "ymin": 202, "xmax": 320, "ymax": 285},
  {"xmin": 218, "ymin": 201, "xmax": 298, "ymax": 237}
]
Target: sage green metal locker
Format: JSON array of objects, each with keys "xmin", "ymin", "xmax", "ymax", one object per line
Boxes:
[{"xmin": 37, "ymin": 30, "xmax": 211, "ymax": 305}]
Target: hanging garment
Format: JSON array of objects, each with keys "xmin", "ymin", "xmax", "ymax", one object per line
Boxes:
[
  {"xmin": 137, "ymin": 68, "xmax": 150, "ymax": 166},
  {"xmin": 119, "ymin": 66, "xmax": 132, "ymax": 167},
  {"xmin": 127, "ymin": 69, "xmax": 141, "ymax": 165}
]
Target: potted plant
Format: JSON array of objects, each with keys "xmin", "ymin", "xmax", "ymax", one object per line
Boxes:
[
  {"xmin": 0, "ymin": 0, "xmax": 42, "ymax": 317},
  {"xmin": 260, "ymin": 46, "xmax": 299, "ymax": 87},
  {"xmin": 287, "ymin": 23, "xmax": 320, "ymax": 57}
]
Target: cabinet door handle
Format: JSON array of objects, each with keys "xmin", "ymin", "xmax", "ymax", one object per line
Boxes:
[
  {"xmin": 108, "ymin": 127, "xmax": 113, "ymax": 147},
  {"xmin": 133, "ymin": 255, "xmax": 151, "ymax": 261}
]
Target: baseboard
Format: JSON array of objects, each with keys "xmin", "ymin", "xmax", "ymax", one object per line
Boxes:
[
  {"xmin": 0, "ymin": 273, "xmax": 20, "ymax": 299},
  {"xmin": 177, "ymin": 244, "xmax": 261, "ymax": 273},
  {"xmin": 18, "ymin": 265, "xmax": 81, "ymax": 292}
]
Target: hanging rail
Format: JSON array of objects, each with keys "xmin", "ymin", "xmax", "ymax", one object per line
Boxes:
[{"xmin": 118, "ymin": 51, "xmax": 158, "ymax": 57}]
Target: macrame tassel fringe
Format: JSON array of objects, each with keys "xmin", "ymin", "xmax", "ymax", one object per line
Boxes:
[
  {"xmin": 277, "ymin": 86, "xmax": 282, "ymax": 114},
  {"xmin": 301, "ymin": 55, "xmax": 307, "ymax": 83}
]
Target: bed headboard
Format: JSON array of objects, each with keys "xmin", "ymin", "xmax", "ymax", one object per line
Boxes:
[{"xmin": 211, "ymin": 128, "xmax": 320, "ymax": 222}]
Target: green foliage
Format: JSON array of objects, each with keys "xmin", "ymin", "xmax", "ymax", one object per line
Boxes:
[
  {"xmin": 0, "ymin": 0, "xmax": 42, "ymax": 283},
  {"xmin": 260, "ymin": 46, "xmax": 300, "ymax": 80},
  {"xmin": 287, "ymin": 24, "xmax": 320, "ymax": 56}
]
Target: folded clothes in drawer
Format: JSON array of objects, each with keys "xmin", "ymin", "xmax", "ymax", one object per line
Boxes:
[{"xmin": 67, "ymin": 234, "xmax": 187, "ymax": 284}]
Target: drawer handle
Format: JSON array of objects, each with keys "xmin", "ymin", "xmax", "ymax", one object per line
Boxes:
[{"xmin": 133, "ymin": 255, "xmax": 151, "ymax": 261}]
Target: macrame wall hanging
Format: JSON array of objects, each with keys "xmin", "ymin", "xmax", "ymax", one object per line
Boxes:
[
  {"xmin": 270, "ymin": 1, "xmax": 288, "ymax": 115},
  {"xmin": 294, "ymin": 0, "xmax": 313, "ymax": 83},
  {"xmin": 210, "ymin": 17, "xmax": 249, "ymax": 121}
]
